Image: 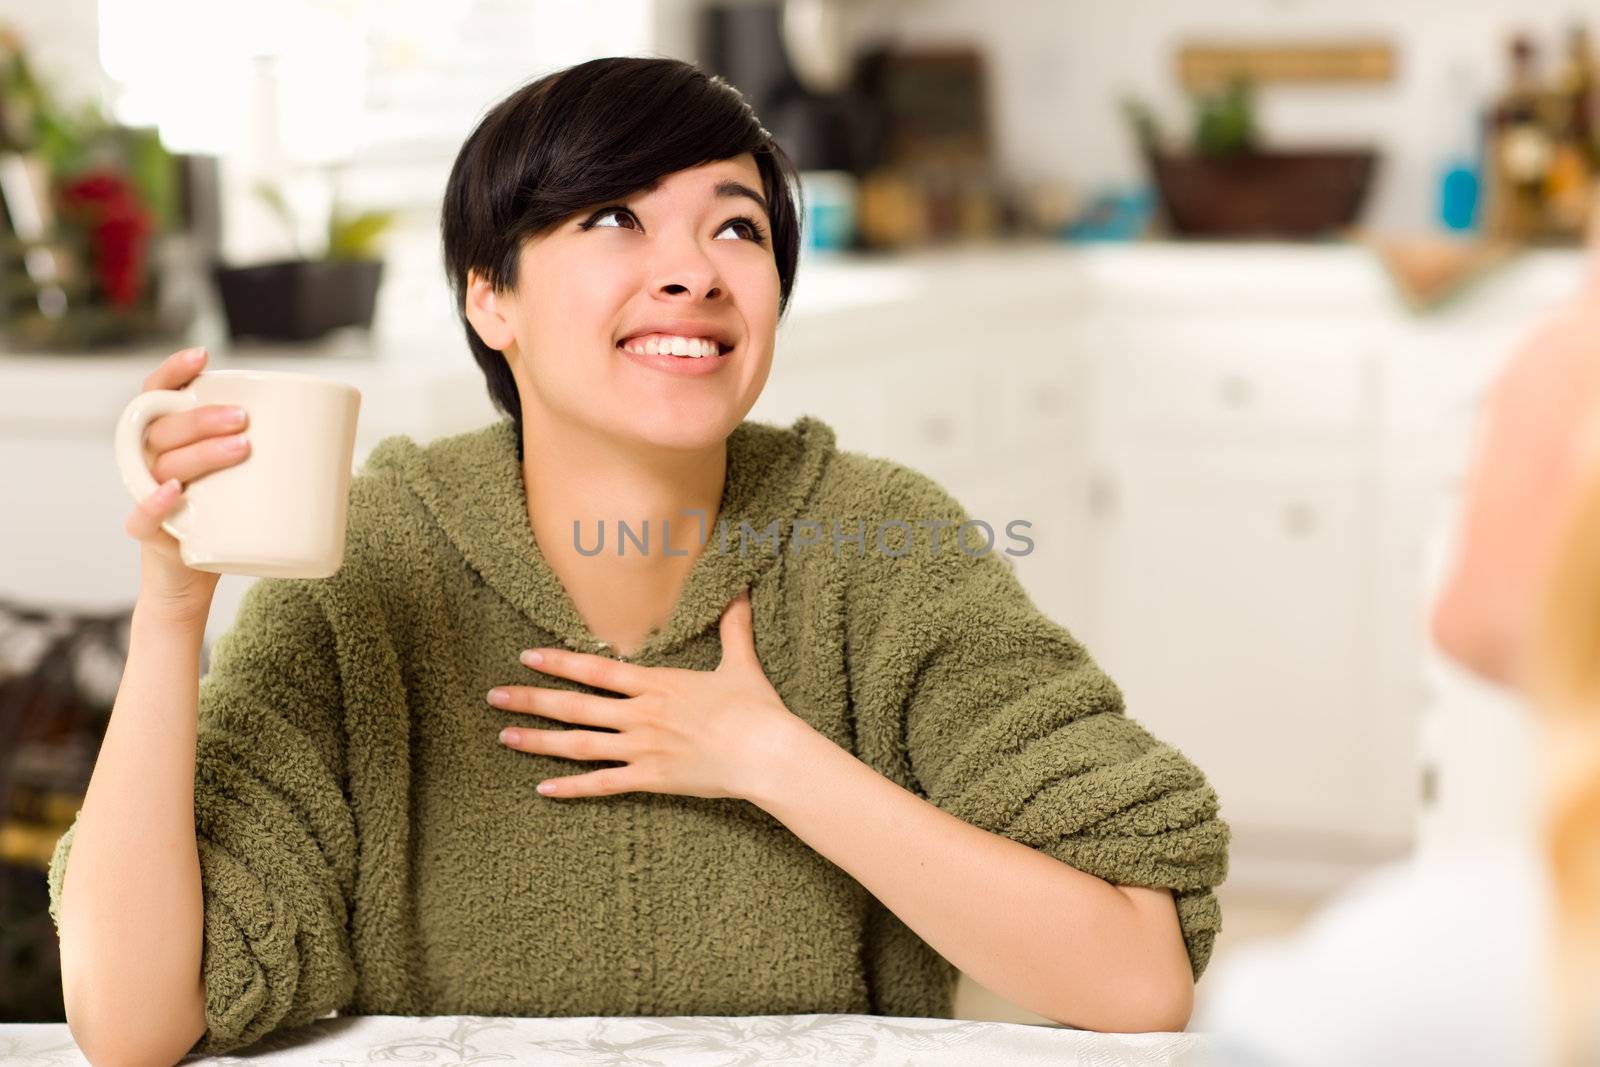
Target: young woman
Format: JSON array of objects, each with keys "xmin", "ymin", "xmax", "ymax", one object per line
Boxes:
[{"xmin": 49, "ymin": 57, "xmax": 1228, "ymax": 1064}]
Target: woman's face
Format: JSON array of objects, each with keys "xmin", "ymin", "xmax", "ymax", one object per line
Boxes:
[{"xmin": 466, "ymin": 152, "xmax": 781, "ymax": 454}]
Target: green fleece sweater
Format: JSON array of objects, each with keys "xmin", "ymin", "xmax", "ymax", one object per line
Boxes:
[{"xmin": 49, "ymin": 415, "xmax": 1228, "ymax": 1055}]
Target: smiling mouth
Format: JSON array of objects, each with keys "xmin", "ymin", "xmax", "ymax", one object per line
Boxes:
[{"xmin": 616, "ymin": 337, "xmax": 733, "ymax": 359}]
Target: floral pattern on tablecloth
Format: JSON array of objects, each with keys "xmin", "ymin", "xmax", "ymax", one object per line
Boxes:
[{"xmin": 2, "ymin": 1014, "xmax": 1210, "ymax": 1067}]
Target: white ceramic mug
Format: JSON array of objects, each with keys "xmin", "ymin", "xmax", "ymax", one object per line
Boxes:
[{"xmin": 113, "ymin": 369, "xmax": 362, "ymax": 579}]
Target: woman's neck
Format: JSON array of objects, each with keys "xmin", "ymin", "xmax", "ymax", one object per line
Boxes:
[{"xmin": 519, "ymin": 414, "xmax": 727, "ymax": 651}]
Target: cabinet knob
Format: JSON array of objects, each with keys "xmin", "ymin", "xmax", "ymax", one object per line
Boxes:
[
  {"xmin": 920, "ymin": 414, "xmax": 957, "ymax": 446},
  {"xmin": 1218, "ymin": 374, "xmax": 1254, "ymax": 410},
  {"xmin": 1033, "ymin": 385, "xmax": 1066, "ymax": 417},
  {"xmin": 1283, "ymin": 502, "xmax": 1317, "ymax": 539},
  {"xmin": 1088, "ymin": 474, "xmax": 1118, "ymax": 518}
]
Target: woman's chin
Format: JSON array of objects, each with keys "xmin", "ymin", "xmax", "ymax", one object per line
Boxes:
[{"xmin": 614, "ymin": 404, "xmax": 748, "ymax": 453}]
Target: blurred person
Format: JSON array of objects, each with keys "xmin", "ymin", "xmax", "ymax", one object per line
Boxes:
[
  {"xmin": 1194, "ymin": 194, "xmax": 1600, "ymax": 1066},
  {"xmin": 46, "ymin": 56, "xmax": 1227, "ymax": 1065}
]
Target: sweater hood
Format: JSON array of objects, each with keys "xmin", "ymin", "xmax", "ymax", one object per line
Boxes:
[{"xmin": 364, "ymin": 415, "xmax": 837, "ymax": 662}]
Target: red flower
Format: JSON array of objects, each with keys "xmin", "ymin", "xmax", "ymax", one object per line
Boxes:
[{"xmin": 59, "ymin": 170, "xmax": 155, "ymax": 310}]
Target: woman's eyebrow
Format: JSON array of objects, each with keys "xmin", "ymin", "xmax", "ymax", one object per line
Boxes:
[
  {"xmin": 714, "ymin": 179, "xmax": 770, "ymax": 219},
  {"xmin": 626, "ymin": 177, "xmax": 771, "ymax": 219}
]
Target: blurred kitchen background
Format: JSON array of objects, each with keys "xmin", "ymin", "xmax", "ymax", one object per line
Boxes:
[{"xmin": 0, "ymin": 0, "xmax": 1592, "ymax": 1029}]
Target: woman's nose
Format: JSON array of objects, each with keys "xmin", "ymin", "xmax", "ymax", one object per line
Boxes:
[
  {"xmin": 660, "ymin": 280, "xmax": 723, "ymax": 299},
  {"xmin": 652, "ymin": 242, "xmax": 725, "ymax": 300}
]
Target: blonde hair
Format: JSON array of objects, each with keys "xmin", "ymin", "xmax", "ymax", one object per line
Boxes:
[{"xmin": 1528, "ymin": 407, "xmax": 1600, "ymax": 1065}]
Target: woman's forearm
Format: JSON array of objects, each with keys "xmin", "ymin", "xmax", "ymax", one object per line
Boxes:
[
  {"xmin": 57, "ymin": 601, "xmax": 209, "ymax": 1064},
  {"xmin": 745, "ymin": 721, "xmax": 1194, "ymax": 1032}
]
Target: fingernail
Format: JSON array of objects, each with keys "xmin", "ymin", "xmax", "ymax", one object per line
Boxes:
[
  {"xmin": 521, "ymin": 650, "xmax": 543, "ymax": 667},
  {"xmin": 222, "ymin": 434, "xmax": 248, "ymax": 452},
  {"xmin": 488, "ymin": 688, "xmax": 511, "ymax": 705},
  {"xmin": 500, "ymin": 728, "xmax": 520, "ymax": 744},
  {"xmin": 160, "ymin": 478, "xmax": 181, "ymax": 496},
  {"xmin": 185, "ymin": 348, "xmax": 206, "ymax": 363}
]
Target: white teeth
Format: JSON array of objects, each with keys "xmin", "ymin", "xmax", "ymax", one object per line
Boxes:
[{"xmin": 621, "ymin": 334, "xmax": 723, "ymax": 358}]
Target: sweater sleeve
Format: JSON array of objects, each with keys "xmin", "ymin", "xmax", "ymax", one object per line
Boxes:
[
  {"xmin": 842, "ymin": 461, "xmax": 1230, "ymax": 980},
  {"xmin": 48, "ymin": 576, "xmax": 358, "ymax": 1055}
]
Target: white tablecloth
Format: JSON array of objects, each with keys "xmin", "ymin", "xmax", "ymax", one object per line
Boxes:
[{"xmin": 1, "ymin": 1014, "xmax": 1208, "ymax": 1065}]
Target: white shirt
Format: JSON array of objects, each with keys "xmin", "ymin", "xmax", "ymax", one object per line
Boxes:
[{"xmin": 1194, "ymin": 841, "xmax": 1562, "ymax": 1066}]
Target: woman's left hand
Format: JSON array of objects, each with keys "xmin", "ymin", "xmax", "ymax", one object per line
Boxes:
[{"xmin": 487, "ymin": 588, "xmax": 809, "ymax": 801}]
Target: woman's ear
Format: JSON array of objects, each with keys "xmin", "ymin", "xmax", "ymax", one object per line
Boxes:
[{"xmin": 464, "ymin": 269, "xmax": 517, "ymax": 352}]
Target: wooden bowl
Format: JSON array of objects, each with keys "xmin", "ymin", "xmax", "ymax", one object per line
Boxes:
[{"xmin": 1146, "ymin": 149, "xmax": 1379, "ymax": 238}]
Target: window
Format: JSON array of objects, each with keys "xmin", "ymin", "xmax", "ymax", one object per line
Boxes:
[
  {"xmin": 98, "ymin": 0, "xmax": 653, "ymax": 172},
  {"xmin": 96, "ymin": 0, "xmax": 656, "ymax": 294}
]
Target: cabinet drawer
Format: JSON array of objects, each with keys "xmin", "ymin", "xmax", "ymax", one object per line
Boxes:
[{"xmin": 1092, "ymin": 328, "xmax": 1376, "ymax": 437}]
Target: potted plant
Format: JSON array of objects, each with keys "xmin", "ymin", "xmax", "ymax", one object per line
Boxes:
[
  {"xmin": 0, "ymin": 22, "xmax": 187, "ymax": 350},
  {"xmin": 211, "ymin": 175, "xmax": 397, "ymax": 343},
  {"xmin": 1123, "ymin": 76, "xmax": 1378, "ymax": 238}
]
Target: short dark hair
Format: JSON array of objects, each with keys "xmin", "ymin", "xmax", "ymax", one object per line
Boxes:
[{"xmin": 441, "ymin": 56, "xmax": 805, "ymax": 454}]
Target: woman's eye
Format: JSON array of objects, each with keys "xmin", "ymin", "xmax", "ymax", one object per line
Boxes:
[
  {"xmin": 716, "ymin": 217, "xmax": 767, "ymax": 243},
  {"xmin": 589, "ymin": 207, "xmax": 639, "ymax": 230}
]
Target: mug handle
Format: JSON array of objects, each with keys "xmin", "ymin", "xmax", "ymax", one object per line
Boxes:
[{"xmin": 113, "ymin": 388, "xmax": 202, "ymax": 543}]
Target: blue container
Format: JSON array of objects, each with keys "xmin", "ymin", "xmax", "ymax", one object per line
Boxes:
[
  {"xmin": 800, "ymin": 171, "xmax": 857, "ymax": 253},
  {"xmin": 1439, "ymin": 160, "xmax": 1481, "ymax": 232}
]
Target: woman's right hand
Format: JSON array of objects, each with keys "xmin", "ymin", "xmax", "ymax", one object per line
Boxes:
[{"xmin": 125, "ymin": 347, "xmax": 252, "ymax": 622}]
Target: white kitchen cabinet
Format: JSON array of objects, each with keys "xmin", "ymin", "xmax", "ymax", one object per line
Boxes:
[
  {"xmin": 1066, "ymin": 307, "xmax": 1398, "ymax": 883},
  {"xmin": 1084, "ymin": 453, "xmax": 1397, "ymax": 842}
]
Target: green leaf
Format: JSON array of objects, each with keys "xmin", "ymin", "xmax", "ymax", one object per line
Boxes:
[
  {"xmin": 122, "ymin": 125, "xmax": 175, "ymax": 231},
  {"xmin": 1120, "ymin": 95, "xmax": 1164, "ymax": 154},
  {"xmin": 326, "ymin": 207, "xmax": 395, "ymax": 261},
  {"xmin": 1192, "ymin": 74, "xmax": 1258, "ymax": 158},
  {"xmin": 253, "ymin": 179, "xmax": 303, "ymax": 258}
]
